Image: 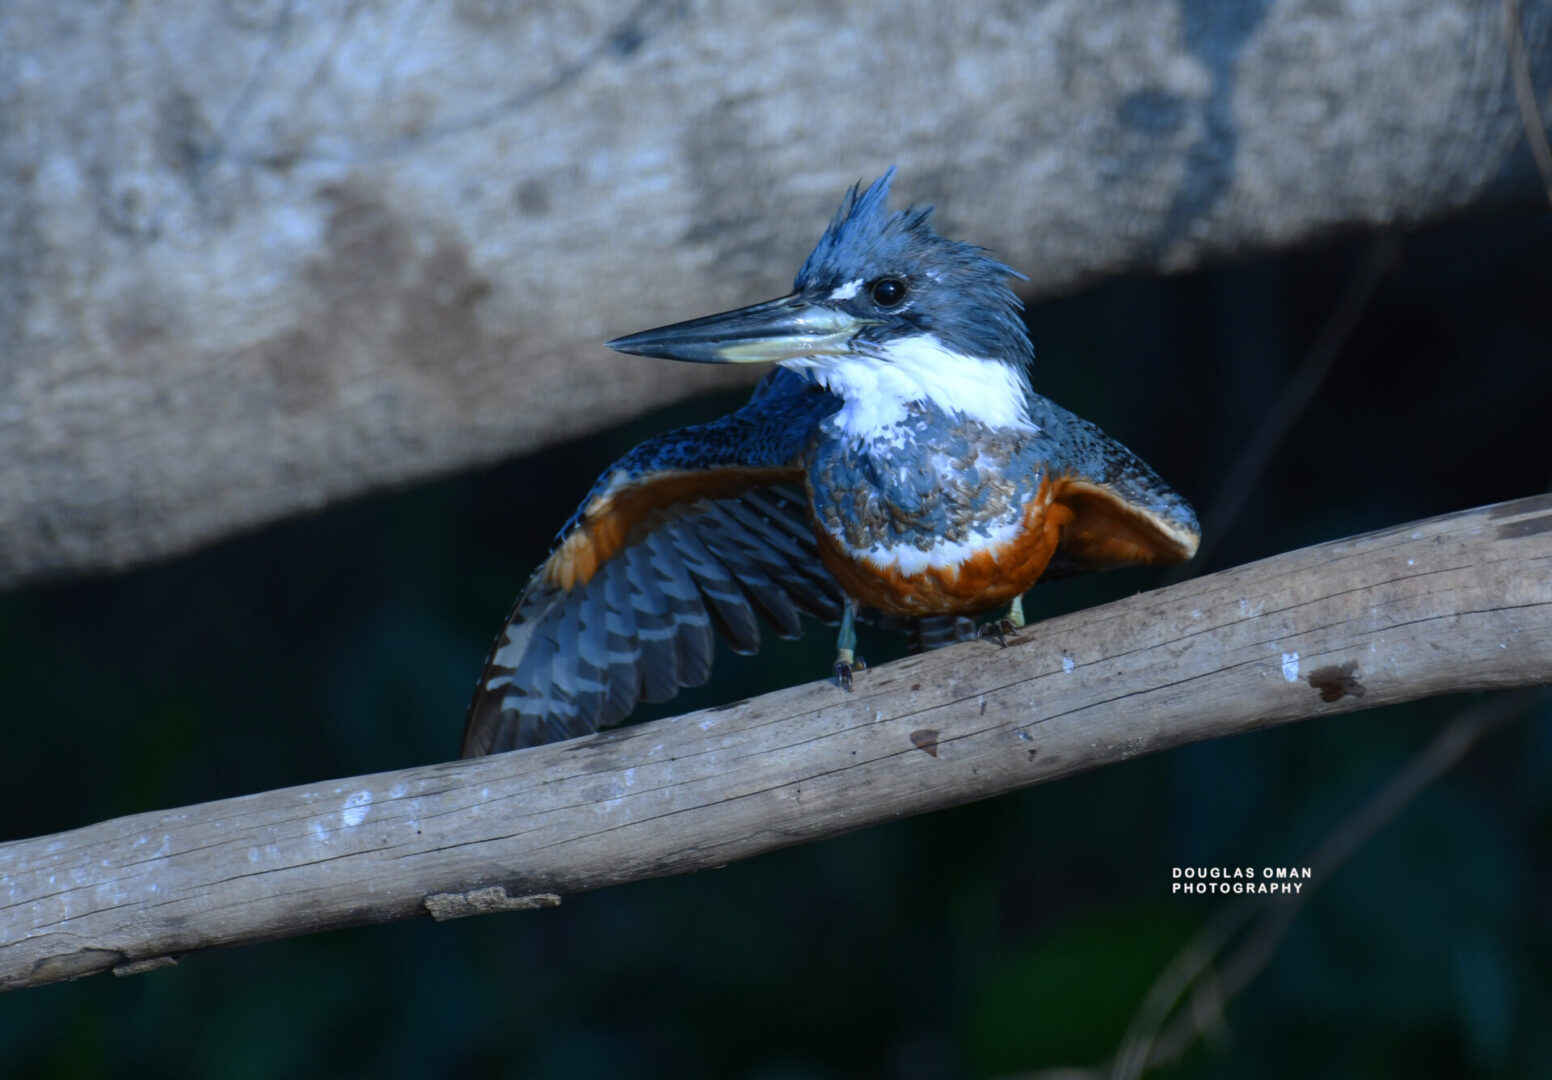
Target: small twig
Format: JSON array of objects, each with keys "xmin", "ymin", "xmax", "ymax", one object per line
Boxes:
[
  {"xmin": 1505, "ymin": 0, "xmax": 1552, "ymax": 208},
  {"xmin": 1166, "ymin": 232, "xmax": 1400, "ymax": 580}
]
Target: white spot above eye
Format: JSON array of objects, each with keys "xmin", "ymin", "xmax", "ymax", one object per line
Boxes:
[
  {"xmin": 828, "ymin": 278, "xmax": 863, "ymax": 301},
  {"xmin": 1281, "ymin": 651, "xmax": 1300, "ymax": 682}
]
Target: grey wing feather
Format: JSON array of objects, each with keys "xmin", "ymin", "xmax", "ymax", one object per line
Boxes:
[{"xmin": 462, "ymin": 484, "xmax": 846, "ymax": 756}]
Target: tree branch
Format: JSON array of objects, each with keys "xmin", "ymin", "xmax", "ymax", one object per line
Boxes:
[{"xmin": 2, "ymin": 496, "xmax": 1549, "ymax": 992}]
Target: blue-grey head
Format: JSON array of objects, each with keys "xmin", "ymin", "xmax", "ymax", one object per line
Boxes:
[{"xmin": 607, "ymin": 169, "xmax": 1034, "ymax": 429}]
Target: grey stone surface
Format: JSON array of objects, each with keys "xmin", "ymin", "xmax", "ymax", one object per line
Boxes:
[{"xmin": 1, "ymin": 0, "xmax": 1548, "ymax": 586}]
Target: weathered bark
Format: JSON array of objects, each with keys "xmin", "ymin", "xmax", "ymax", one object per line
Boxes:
[
  {"xmin": 2, "ymin": 1, "xmax": 1549, "ymax": 588},
  {"xmin": 2, "ymin": 495, "xmax": 1548, "ymax": 992}
]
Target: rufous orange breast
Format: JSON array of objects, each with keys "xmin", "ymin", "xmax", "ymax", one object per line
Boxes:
[{"xmin": 811, "ymin": 477, "xmax": 1076, "ymax": 617}]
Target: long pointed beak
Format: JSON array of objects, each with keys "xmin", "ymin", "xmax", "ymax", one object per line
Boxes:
[{"xmin": 606, "ymin": 293, "xmax": 871, "ymax": 364}]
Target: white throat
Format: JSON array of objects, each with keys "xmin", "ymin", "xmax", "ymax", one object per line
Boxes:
[{"xmin": 782, "ymin": 334, "xmax": 1034, "ymax": 440}]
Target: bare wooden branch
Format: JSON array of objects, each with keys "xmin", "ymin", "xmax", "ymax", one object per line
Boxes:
[
  {"xmin": 2, "ymin": 496, "xmax": 1549, "ymax": 992},
  {"xmin": 4, "ymin": 0, "xmax": 1551, "ymax": 588}
]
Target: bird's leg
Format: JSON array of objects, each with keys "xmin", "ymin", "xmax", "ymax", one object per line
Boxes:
[
  {"xmin": 834, "ymin": 597, "xmax": 865, "ymax": 691},
  {"xmin": 980, "ymin": 594, "xmax": 1026, "ymax": 647}
]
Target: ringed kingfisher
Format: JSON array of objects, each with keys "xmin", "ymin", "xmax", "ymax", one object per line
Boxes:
[{"xmin": 462, "ymin": 168, "xmax": 1199, "ymax": 756}]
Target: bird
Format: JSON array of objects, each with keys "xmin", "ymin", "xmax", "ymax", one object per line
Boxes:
[{"xmin": 461, "ymin": 168, "xmax": 1199, "ymax": 757}]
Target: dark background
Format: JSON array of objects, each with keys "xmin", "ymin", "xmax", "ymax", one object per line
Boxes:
[{"xmin": 3, "ymin": 205, "xmax": 1551, "ymax": 1078}]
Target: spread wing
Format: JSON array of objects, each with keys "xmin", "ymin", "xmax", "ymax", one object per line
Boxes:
[
  {"xmin": 1032, "ymin": 396, "xmax": 1201, "ymax": 576},
  {"xmin": 462, "ymin": 370, "xmax": 846, "ymax": 756}
]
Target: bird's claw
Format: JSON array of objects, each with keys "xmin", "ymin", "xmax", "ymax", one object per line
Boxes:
[
  {"xmin": 834, "ymin": 653, "xmax": 866, "ymax": 691},
  {"xmin": 980, "ymin": 618, "xmax": 1020, "ymax": 647}
]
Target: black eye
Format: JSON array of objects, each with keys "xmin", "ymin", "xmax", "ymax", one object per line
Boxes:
[{"xmin": 870, "ymin": 278, "xmax": 907, "ymax": 307}]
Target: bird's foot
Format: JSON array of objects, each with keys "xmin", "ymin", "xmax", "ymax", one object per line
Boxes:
[
  {"xmin": 981, "ymin": 596, "xmax": 1027, "ymax": 646},
  {"xmin": 834, "ymin": 648, "xmax": 867, "ymax": 691},
  {"xmin": 979, "ymin": 618, "xmax": 1020, "ymax": 648}
]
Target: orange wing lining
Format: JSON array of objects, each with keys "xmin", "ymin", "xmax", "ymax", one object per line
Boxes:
[
  {"xmin": 1052, "ymin": 479, "xmax": 1200, "ymax": 570},
  {"xmin": 543, "ymin": 466, "xmax": 802, "ymax": 590}
]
